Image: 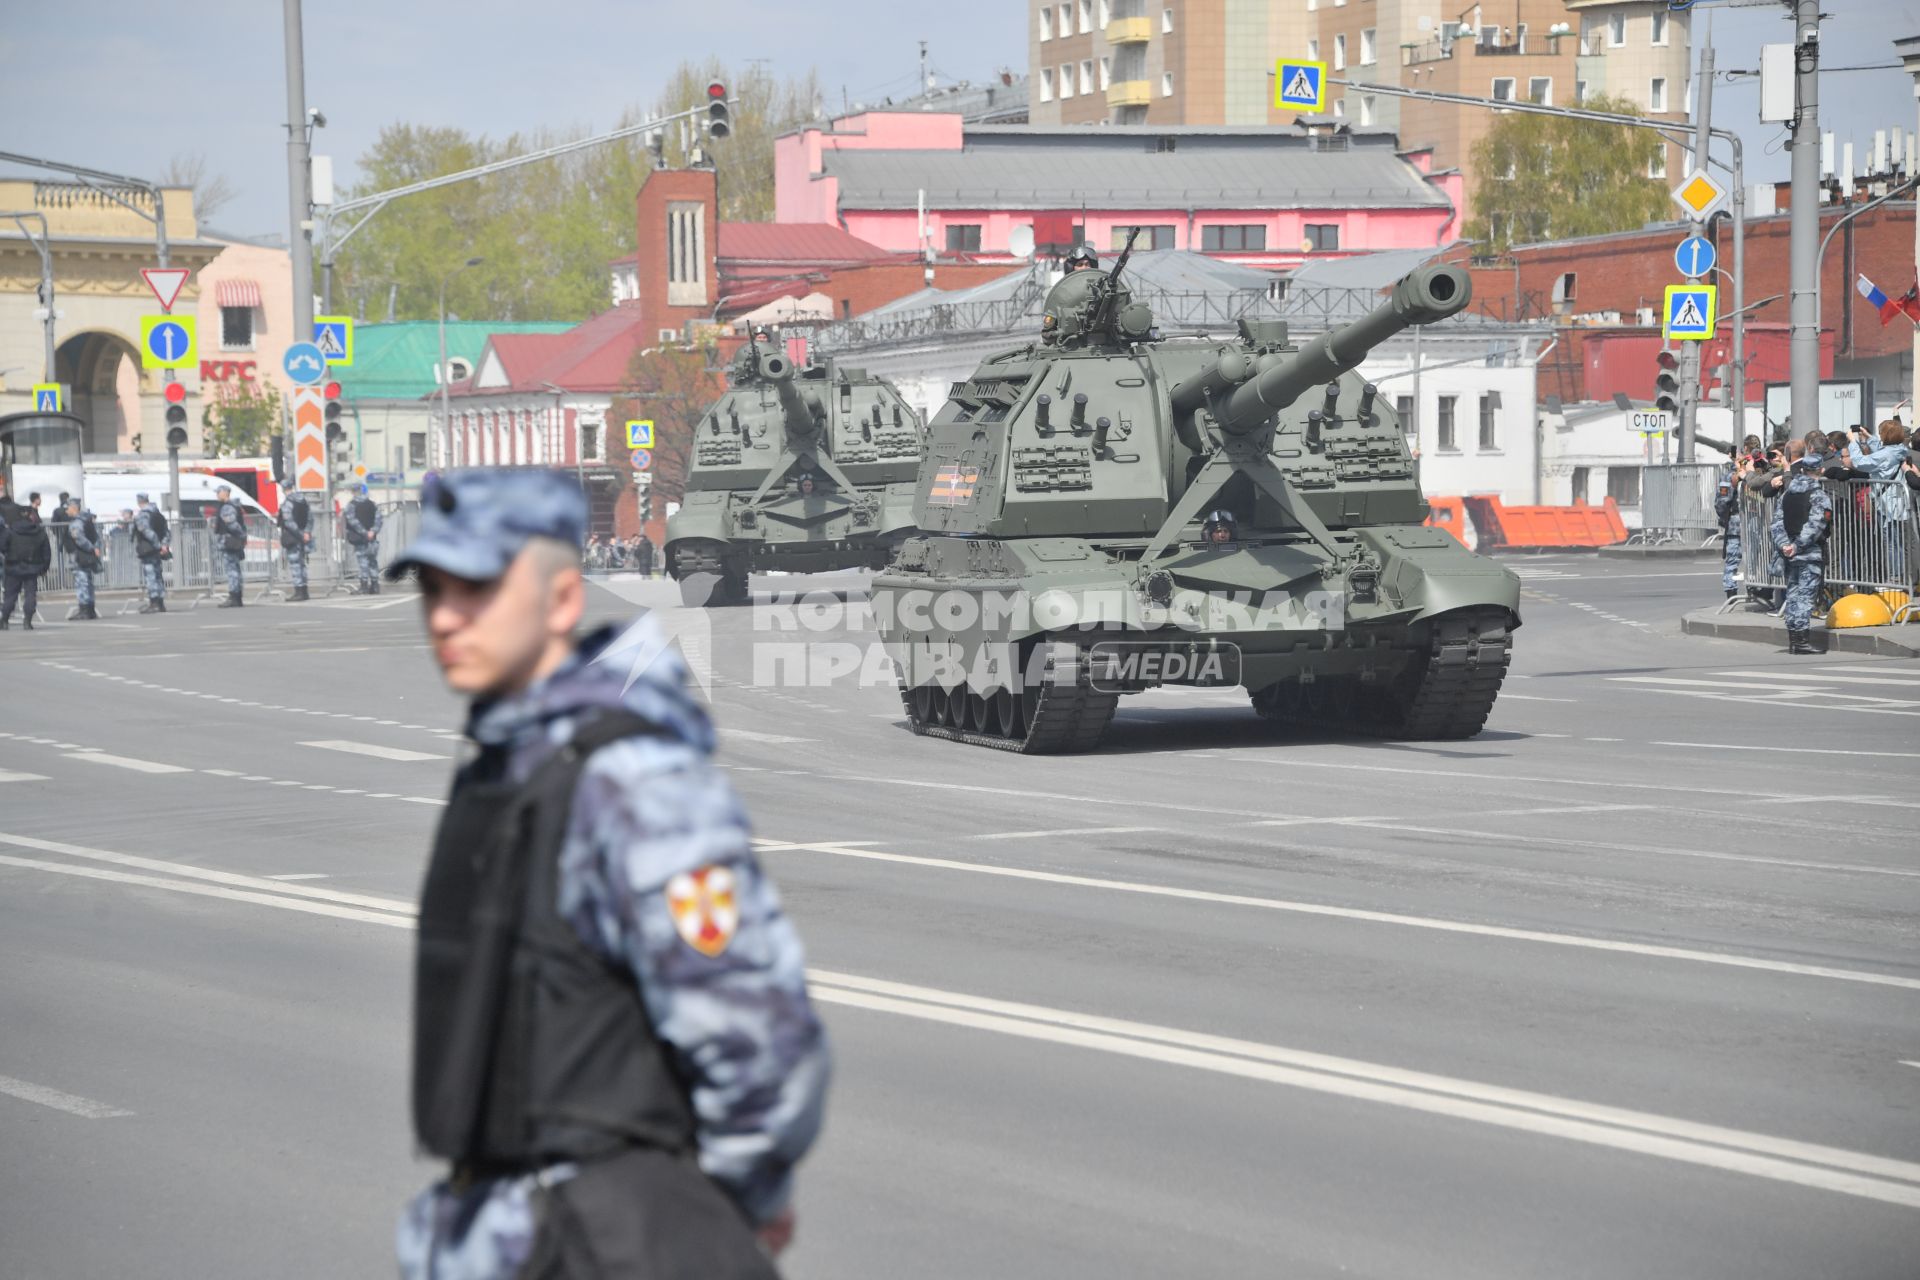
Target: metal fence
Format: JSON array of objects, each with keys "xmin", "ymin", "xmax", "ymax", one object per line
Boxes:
[
  {"xmin": 1629, "ymin": 463, "xmax": 1723, "ymax": 547},
  {"xmin": 1726, "ymin": 478, "xmax": 1919, "ymax": 622}
]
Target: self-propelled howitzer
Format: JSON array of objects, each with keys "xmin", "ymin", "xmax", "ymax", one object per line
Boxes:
[
  {"xmin": 665, "ymin": 343, "xmax": 926, "ymax": 606},
  {"xmin": 875, "ymin": 262, "xmax": 1522, "ymax": 752}
]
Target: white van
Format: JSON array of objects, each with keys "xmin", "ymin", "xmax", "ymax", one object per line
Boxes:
[{"xmin": 80, "ymin": 472, "xmax": 271, "ymax": 522}]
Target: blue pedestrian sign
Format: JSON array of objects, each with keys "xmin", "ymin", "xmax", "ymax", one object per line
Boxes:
[
  {"xmin": 1663, "ymin": 283, "xmax": 1717, "ymax": 341},
  {"xmin": 1674, "ymin": 235, "xmax": 1716, "ymax": 280},
  {"xmin": 283, "ymin": 341, "xmax": 327, "ymax": 385},
  {"xmin": 625, "ymin": 419, "xmax": 654, "ymax": 449},
  {"xmin": 140, "ymin": 315, "xmax": 197, "ymax": 369},
  {"xmin": 31, "ymin": 383, "xmax": 63, "ymax": 412},
  {"xmin": 313, "ymin": 316, "xmax": 354, "ymax": 365},
  {"xmin": 1274, "ymin": 59, "xmax": 1328, "ymax": 112}
]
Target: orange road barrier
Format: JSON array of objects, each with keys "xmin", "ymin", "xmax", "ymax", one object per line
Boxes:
[{"xmin": 1427, "ymin": 497, "xmax": 1628, "ymax": 552}]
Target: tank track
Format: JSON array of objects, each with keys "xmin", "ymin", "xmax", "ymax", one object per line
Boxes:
[
  {"xmin": 895, "ymin": 646, "xmax": 1119, "ymax": 754},
  {"xmin": 1253, "ymin": 609, "xmax": 1512, "ymax": 741},
  {"xmin": 672, "ymin": 544, "xmax": 747, "ymax": 607}
]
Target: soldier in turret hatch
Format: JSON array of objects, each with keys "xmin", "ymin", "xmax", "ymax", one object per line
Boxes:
[
  {"xmin": 796, "ymin": 472, "xmax": 817, "ymax": 498},
  {"xmin": 1202, "ymin": 510, "xmax": 1238, "ymax": 546},
  {"xmin": 1041, "ymin": 245, "xmax": 1104, "ymax": 343}
]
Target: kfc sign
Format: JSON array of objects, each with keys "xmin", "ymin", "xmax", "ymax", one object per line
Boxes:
[{"xmin": 201, "ymin": 359, "xmax": 258, "ymax": 382}]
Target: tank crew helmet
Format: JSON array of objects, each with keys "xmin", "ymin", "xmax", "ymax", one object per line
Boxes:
[
  {"xmin": 1202, "ymin": 509, "xmax": 1238, "ymax": 543},
  {"xmin": 795, "ymin": 470, "xmax": 817, "ymax": 494},
  {"xmin": 1065, "ymin": 244, "xmax": 1100, "ymax": 272}
]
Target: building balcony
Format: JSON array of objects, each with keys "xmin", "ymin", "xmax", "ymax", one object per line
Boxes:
[
  {"xmin": 1107, "ymin": 79, "xmax": 1151, "ymax": 108},
  {"xmin": 1106, "ymin": 16, "xmax": 1151, "ymax": 45}
]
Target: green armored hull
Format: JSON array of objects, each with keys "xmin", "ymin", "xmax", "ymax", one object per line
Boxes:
[
  {"xmin": 666, "ymin": 345, "xmax": 925, "ymax": 606},
  {"xmin": 874, "ymin": 260, "xmax": 1521, "ymax": 752}
]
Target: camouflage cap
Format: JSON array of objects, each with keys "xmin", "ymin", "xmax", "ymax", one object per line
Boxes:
[{"xmin": 385, "ymin": 468, "xmax": 588, "ymax": 582}]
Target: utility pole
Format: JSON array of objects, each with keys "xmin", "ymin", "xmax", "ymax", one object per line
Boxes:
[
  {"xmin": 284, "ymin": 0, "xmax": 315, "ymax": 342},
  {"xmin": 920, "ymin": 41, "xmax": 930, "ymax": 93},
  {"xmin": 1787, "ymin": 0, "xmax": 1822, "ymax": 436},
  {"xmin": 1678, "ymin": 39, "xmax": 1713, "ymax": 463}
]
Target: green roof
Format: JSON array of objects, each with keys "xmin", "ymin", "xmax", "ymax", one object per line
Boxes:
[{"xmin": 338, "ymin": 320, "xmax": 574, "ymax": 401}]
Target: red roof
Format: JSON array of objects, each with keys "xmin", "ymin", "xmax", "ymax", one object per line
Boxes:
[
  {"xmin": 717, "ymin": 222, "xmax": 892, "ymax": 265},
  {"xmin": 452, "ymin": 304, "xmax": 658, "ymax": 398}
]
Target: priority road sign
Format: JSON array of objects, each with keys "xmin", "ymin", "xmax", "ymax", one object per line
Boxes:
[
  {"xmin": 1674, "ymin": 234, "xmax": 1716, "ymax": 280},
  {"xmin": 626, "ymin": 419, "xmax": 654, "ymax": 449},
  {"xmin": 283, "ymin": 341, "xmax": 327, "ymax": 385},
  {"xmin": 140, "ymin": 315, "xmax": 197, "ymax": 368},
  {"xmin": 630, "ymin": 449, "xmax": 654, "ymax": 471},
  {"xmin": 313, "ymin": 316, "xmax": 354, "ymax": 365},
  {"xmin": 141, "ymin": 267, "xmax": 190, "ymax": 312},
  {"xmin": 1663, "ymin": 283, "xmax": 1717, "ymax": 341},
  {"xmin": 1671, "ymin": 170, "xmax": 1727, "ymax": 220},
  {"xmin": 1275, "ymin": 59, "xmax": 1327, "ymax": 112},
  {"xmin": 31, "ymin": 383, "xmax": 63, "ymax": 412}
]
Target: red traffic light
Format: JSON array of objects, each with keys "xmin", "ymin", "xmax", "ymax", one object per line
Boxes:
[
  {"xmin": 706, "ymin": 80, "xmax": 727, "ymax": 99},
  {"xmin": 164, "ymin": 381, "xmax": 187, "ymax": 404},
  {"xmin": 1654, "ymin": 350, "xmax": 1679, "ymax": 371},
  {"xmin": 323, "ymin": 381, "xmax": 342, "ymax": 399}
]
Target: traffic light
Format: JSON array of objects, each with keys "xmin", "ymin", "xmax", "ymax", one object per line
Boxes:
[
  {"xmin": 164, "ymin": 380, "xmax": 189, "ymax": 450},
  {"xmin": 324, "ymin": 380, "xmax": 353, "ymax": 484},
  {"xmin": 1653, "ymin": 350, "xmax": 1681, "ymax": 416},
  {"xmin": 1708, "ymin": 362, "xmax": 1731, "ymax": 408},
  {"xmin": 704, "ymin": 80, "xmax": 731, "ymax": 140},
  {"xmin": 271, "ymin": 433, "xmax": 288, "ymax": 486}
]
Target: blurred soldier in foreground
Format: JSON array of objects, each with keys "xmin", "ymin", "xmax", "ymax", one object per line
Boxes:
[
  {"xmin": 214, "ymin": 485, "xmax": 249, "ymax": 608},
  {"xmin": 63, "ymin": 498, "xmax": 102, "ymax": 620},
  {"xmin": 278, "ymin": 487, "xmax": 313, "ymax": 602},
  {"xmin": 344, "ymin": 483, "xmax": 384, "ymax": 594},
  {"xmin": 1770, "ymin": 441, "xmax": 1832, "ymax": 656},
  {"xmin": 0, "ymin": 496, "xmax": 51, "ymax": 629},
  {"xmin": 394, "ymin": 469, "xmax": 828, "ymax": 1279},
  {"xmin": 133, "ymin": 494, "xmax": 170, "ymax": 614}
]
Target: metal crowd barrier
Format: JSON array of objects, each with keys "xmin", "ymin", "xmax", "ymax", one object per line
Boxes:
[
  {"xmin": 1630, "ymin": 463, "xmax": 1724, "ymax": 547},
  {"xmin": 1725, "ymin": 477, "xmax": 1919, "ymax": 621}
]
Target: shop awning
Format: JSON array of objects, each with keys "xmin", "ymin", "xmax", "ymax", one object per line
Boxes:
[{"xmin": 216, "ymin": 279, "xmax": 263, "ymax": 308}]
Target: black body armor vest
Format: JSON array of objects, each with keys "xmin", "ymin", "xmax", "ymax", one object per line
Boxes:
[
  {"xmin": 1782, "ymin": 486, "xmax": 1826, "ymax": 542},
  {"xmin": 411, "ymin": 710, "xmax": 696, "ymax": 1171}
]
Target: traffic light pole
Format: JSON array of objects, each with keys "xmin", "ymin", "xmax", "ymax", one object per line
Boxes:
[
  {"xmin": 283, "ymin": 0, "xmax": 315, "ymax": 342},
  {"xmin": 1787, "ymin": 0, "xmax": 1822, "ymax": 438},
  {"xmin": 1677, "ymin": 42, "xmax": 1714, "ymax": 464}
]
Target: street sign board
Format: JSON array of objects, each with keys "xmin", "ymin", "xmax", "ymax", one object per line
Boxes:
[
  {"xmin": 364, "ymin": 472, "xmax": 403, "ymax": 486},
  {"xmin": 1627, "ymin": 409, "xmax": 1671, "ymax": 435},
  {"xmin": 1674, "ymin": 235, "xmax": 1716, "ymax": 280},
  {"xmin": 140, "ymin": 315, "xmax": 197, "ymax": 368},
  {"xmin": 31, "ymin": 383, "xmax": 64, "ymax": 412},
  {"xmin": 290, "ymin": 385, "xmax": 327, "ymax": 491},
  {"xmin": 1274, "ymin": 59, "xmax": 1327, "ymax": 112},
  {"xmin": 141, "ymin": 267, "xmax": 190, "ymax": 312},
  {"xmin": 1663, "ymin": 284, "xmax": 1717, "ymax": 341},
  {"xmin": 630, "ymin": 449, "xmax": 654, "ymax": 471},
  {"xmin": 1671, "ymin": 170, "xmax": 1726, "ymax": 220},
  {"xmin": 283, "ymin": 341, "xmax": 327, "ymax": 385},
  {"xmin": 625, "ymin": 419, "xmax": 654, "ymax": 449},
  {"xmin": 313, "ymin": 316, "xmax": 354, "ymax": 365}
]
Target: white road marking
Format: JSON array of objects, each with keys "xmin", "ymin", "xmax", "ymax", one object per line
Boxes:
[
  {"xmin": 0, "ymin": 854, "xmax": 413, "ymax": 929},
  {"xmin": 299, "ymin": 739, "xmax": 447, "ymax": 763},
  {"xmin": 201, "ymin": 768, "xmax": 245, "ymax": 777},
  {"xmin": 0, "ymin": 1074, "xmax": 133, "ymax": 1120},
  {"xmin": 807, "ymin": 972, "xmax": 1920, "ymax": 1209},
  {"xmin": 60, "ymin": 752, "xmax": 189, "ymax": 775},
  {"xmin": 268, "ymin": 873, "xmax": 329, "ymax": 881},
  {"xmin": 968, "ymin": 826, "xmax": 1160, "ymax": 841},
  {"xmin": 723, "ymin": 729, "xmax": 817, "ymax": 745},
  {"xmin": 1715, "ymin": 670, "xmax": 1920, "ymax": 688},
  {"xmin": 0, "ymin": 771, "xmax": 48, "ymax": 783},
  {"xmin": 756, "ymin": 841, "xmax": 1920, "ymax": 990},
  {"xmin": 0, "ymin": 832, "xmax": 414, "ymax": 913},
  {"xmin": 1496, "ymin": 694, "xmax": 1578, "ymax": 702},
  {"xmin": 402, "ymin": 796, "xmax": 446, "ymax": 806},
  {"xmin": 1653, "ymin": 741, "xmax": 1920, "ymax": 758}
]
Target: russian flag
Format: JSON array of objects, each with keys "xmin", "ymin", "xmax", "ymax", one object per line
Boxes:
[{"xmin": 1856, "ymin": 273, "xmax": 1906, "ymax": 325}]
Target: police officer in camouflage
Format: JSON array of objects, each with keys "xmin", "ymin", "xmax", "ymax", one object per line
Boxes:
[
  {"xmin": 344, "ymin": 483, "xmax": 384, "ymax": 594},
  {"xmin": 1769, "ymin": 441, "xmax": 1833, "ymax": 655},
  {"xmin": 277, "ymin": 486, "xmax": 313, "ymax": 601},
  {"xmin": 133, "ymin": 494, "xmax": 170, "ymax": 613},
  {"xmin": 214, "ymin": 485, "xmax": 249, "ymax": 607},
  {"xmin": 392, "ymin": 469, "xmax": 828, "ymax": 1279},
  {"xmin": 62, "ymin": 498, "xmax": 103, "ymax": 620}
]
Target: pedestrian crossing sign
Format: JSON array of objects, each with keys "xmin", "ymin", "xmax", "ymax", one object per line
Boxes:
[
  {"xmin": 31, "ymin": 383, "xmax": 64, "ymax": 412},
  {"xmin": 626, "ymin": 419, "xmax": 654, "ymax": 449},
  {"xmin": 313, "ymin": 316, "xmax": 354, "ymax": 366},
  {"xmin": 1275, "ymin": 59, "xmax": 1327, "ymax": 112},
  {"xmin": 1662, "ymin": 284, "xmax": 1717, "ymax": 341}
]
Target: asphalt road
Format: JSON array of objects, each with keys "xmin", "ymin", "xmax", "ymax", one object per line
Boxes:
[{"xmin": 1, "ymin": 555, "xmax": 1917, "ymax": 1278}]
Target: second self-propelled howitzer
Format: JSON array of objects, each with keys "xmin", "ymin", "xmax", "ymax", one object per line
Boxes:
[
  {"xmin": 665, "ymin": 339, "xmax": 926, "ymax": 606},
  {"xmin": 875, "ymin": 261, "xmax": 1522, "ymax": 752}
]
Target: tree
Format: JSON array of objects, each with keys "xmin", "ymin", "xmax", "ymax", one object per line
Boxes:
[
  {"xmin": 163, "ymin": 152, "xmax": 239, "ymax": 226},
  {"xmin": 1465, "ymin": 94, "xmax": 1669, "ymax": 255},
  {"xmin": 649, "ymin": 61, "xmax": 825, "ymax": 222},
  {"xmin": 201, "ymin": 380, "xmax": 282, "ymax": 458},
  {"xmin": 611, "ymin": 340, "xmax": 726, "ymax": 507}
]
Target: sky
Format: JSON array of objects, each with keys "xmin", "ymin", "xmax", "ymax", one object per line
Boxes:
[{"xmin": 1, "ymin": 0, "xmax": 1915, "ymax": 240}]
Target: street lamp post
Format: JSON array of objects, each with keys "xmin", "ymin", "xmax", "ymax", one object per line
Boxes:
[{"xmin": 438, "ymin": 256, "xmax": 483, "ymax": 469}]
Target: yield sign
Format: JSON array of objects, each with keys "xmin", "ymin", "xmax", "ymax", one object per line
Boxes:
[{"xmin": 141, "ymin": 267, "xmax": 191, "ymax": 312}]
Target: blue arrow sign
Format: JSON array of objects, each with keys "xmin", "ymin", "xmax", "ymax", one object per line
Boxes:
[
  {"xmin": 283, "ymin": 341, "xmax": 327, "ymax": 385},
  {"xmin": 148, "ymin": 321, "xmax": 189, "ymax": 363},
  {"xmin": 1674, "ymin": 234, "xmax": 1716, "ymax": 280}
]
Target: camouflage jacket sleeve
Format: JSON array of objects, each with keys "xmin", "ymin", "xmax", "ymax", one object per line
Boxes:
[{"xmin": 555, "ymin": 737, "xmax": 830, "ymax": 1225}]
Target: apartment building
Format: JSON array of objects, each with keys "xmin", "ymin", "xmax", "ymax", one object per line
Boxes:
[{"xmin": 1028, "ymin": 0, "xmax": 1288, "ymax": 126}]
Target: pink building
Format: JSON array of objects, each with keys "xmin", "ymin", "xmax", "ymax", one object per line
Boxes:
[{"xmin": 775, "ymin": 112, "xmax": 1461, "ymax": 271}]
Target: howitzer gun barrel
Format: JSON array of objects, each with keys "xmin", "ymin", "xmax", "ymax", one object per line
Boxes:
[
  {"xmin": 1217, "ymin": 264, "xmax": 1472, "ymax": 433},
  {"xmin": 761, "ymin": 353, "xmax": 823, "ymax": 440}
]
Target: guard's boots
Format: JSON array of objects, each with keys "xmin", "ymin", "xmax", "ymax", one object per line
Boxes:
[
  {"xmin": 0, "ymin": 616, "xmax": 8, "ymax": 631},
  {"xmin": 1788, "ymin": 628, "xmax": 1818, "ymax": 655},
  {"xmin": 291, "ymin": 586, "xmax": 309, "ymax": 602},
  {"xmin": 21, "ymin": 616, "xmax": 32, "ymax": 631},
  {"xmin": 218, "ymin": 592, "xmax": 240, "ymax": 609}
]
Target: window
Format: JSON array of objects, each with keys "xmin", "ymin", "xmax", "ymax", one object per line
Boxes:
[
  {"xmin": 1648, "ymin": 78, "xmax": 1667, "ymax": 112},
  {"xmin": 1307, "ymin": 38, "xmax": 1319, "ymax": 61},
  {"xmin": 1099, "ymin": 0, "xmax": 1110, "ymax": 26},
  {"xmin": 1437, "ymin": 395, "xmax": 1458, "ymax": 450},
  {"xmin": 1574, "ymin": 79, "xmax": 1588, "ymax": 105},
  {"xmin": 1649, "ymin": 148, "xmax": 1668, "ymax": 179},
  {"xmin": 1059, "ymin": 3, "xmax": 1072, "ymax": 36},
  {"xmin": 1332, "ymin": 97, "xmax": 1346, "ymax": 117},
  {"xmin": 1307, "ymin": 0, "xmax": 1316, "ymax": 9},
  {"xmin": 1360, "ymin": 28, "xmax": 1377, "ymax": 66},
  {"xmin": 1162, "ymin": 7, "xmax": 1173, "ymax": 33},
  {"xmin": 1201, "ymin": 225, "xmax": 1267, "ymax": 252},
  {"xmin": 1608, "ymin": 13, "xmax": 1625, "ymax": 46},
  {"xmin": 1570, "ymin": 466, "xmax": 1590, "ymax": 503},
  {"xmin": 1304, "ymin": 223, "xmax": 1339, "ymax": 252},
  {"xmin": 1059, "ymin": 62, "xmax": 1074, "ymax": 98},
  {"xmin": 1360, "ymin": 95, "xmax": 1376, "ymax": 127},
  {"xmin": 666, "ymin": 201, "xmax": 705, "ymax": 306},
  {"xmin": 1111, "ymin": 224, "xmax": 1176, "ymax": 250},
  {"xmin": 945, "ymin": 224, "xmax": 982, "ymax": 252},
  {"xmin": 1528, "ymin": 77, "xmax": 1551, "ymax": 105},
  {"xmin": 408, "ymin": 432, "xmax": 427, "ymax": 468},
  {"xmin": 1491, "ymin": 78, "xmax": 1515, "ymax": 103},
  {"xmin": 219, "ymin": 305, "xmax": 254, "ymax": 351},
  {"xmin": 1395, "ymin": 394, "xmax": 1415, "ymax": 437},
  {"xmin": 1334, "ymin": 34, "xmax": 1347, "ymax": 70},
  {"xmin": 1162, "ymin": 71, "xmax": 1174, "ymax": 97},
  {"xmin": 579, "ymin": 423, "xmax": 600, "ymax": 462},
  {"xmin": 1607, "ymin": 466, "xmax": 1641, "ymax": 507},
  {"xmin": 1651, "ymin": 11, "xmax": 1668, "ymax": 45},
  {"xmin": 1082, "ymin": 59, "xmax": 1094, "ymax": 94},
  {"xmin": 446, "ymin": 357, "xmax": 472, "ymax": 383},
  {"xmin": 1041, "ymin": 68, "xmax": 1055, "ymax": 101},
  {"xmin": 1099, "ymin": 56, "xmax": 1111, "ymax": 89},
  {"xmin": 1040, "ymin": 7, "xmax": 1052, "ymax": 40},
  {"xmin": 1553, "ymin": 272, "xmax": 1577, "ymax": 307},
  {"xmin": 1079, "ymin": 0, "xmax": 1092, "ymax": 32},
  {"xmin": 1478, "ymin": 393, "xmax": 1499, "ymax": 450}
]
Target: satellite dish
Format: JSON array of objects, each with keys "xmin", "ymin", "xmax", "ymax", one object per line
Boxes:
[{"xmin": 1008, "ymin": 224, "xmax": 1035, "ymax": 261}]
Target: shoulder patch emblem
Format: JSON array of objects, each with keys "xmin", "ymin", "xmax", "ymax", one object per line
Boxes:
[{"xmin": 666, "ymin": 865, "xmax": 739, "ymax": 958}]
